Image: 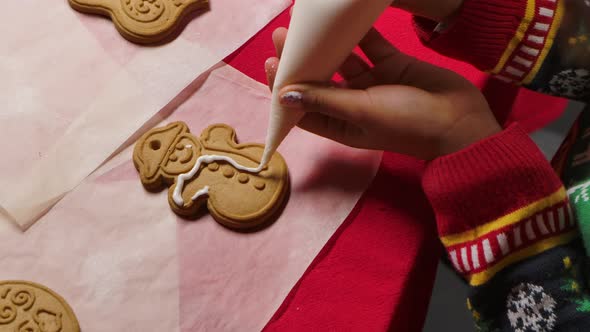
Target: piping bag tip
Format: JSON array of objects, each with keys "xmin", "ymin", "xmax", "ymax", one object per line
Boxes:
[
  {"xmin": 256, "ymin": 152, "xmax": 272, "ymax": 172},
  {"xmin": 258, "ymin": 104, "xmax": 305, "ymax": 172}
]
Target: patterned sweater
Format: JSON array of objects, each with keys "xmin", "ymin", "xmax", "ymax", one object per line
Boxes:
[{"xmin": 415, "ymin": 0, "xmax": 590, "ymax": 330}]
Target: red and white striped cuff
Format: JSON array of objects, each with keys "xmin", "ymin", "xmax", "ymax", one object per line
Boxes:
[
  {"xmin": 444, "ymin": 188, "xmax": 577, "ymax": 286},
  {"xmin": 491, "ymin": 0, "xmax": 564, "ymax": 85}
]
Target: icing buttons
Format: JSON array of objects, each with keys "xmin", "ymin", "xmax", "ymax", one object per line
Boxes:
[
  {"xmin": 133, "ymin": 122, "xmax": 290, "ymax": 231},
  {"xmin": 223, "ymin": 167, "xmax": 235, "ymax": 178},
  {"xmin": 254, "ymin": 182, "xmax": 266, "ymax": 191},
  {"xmin": 238, "ymin": 174, "xmax": 249, "ymax": 184}
]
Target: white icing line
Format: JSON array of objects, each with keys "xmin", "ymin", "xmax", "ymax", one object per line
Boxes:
[
  {"xmin": 191, "ymin": 186, "xmax": 210, "ymax": 201},
  {"xmin": 173, "ymin": 155, "xmax": 262, "ymax": 207}
]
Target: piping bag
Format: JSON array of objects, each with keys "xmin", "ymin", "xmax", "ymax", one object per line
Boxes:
[{"xmin": 256, "ymin": 0, "xmax": 393, "ymax": 170}]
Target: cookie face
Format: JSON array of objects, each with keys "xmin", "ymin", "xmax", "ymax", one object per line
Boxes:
[
  {"xmin": 0, "ymin": 280, "xmax": 80, "ymax": 332},
  {"xmin": 133, "ymin": 122, "xmax": 290, "ymax": 230},
  {"xmin": 69, "ymin": 0, "xmax": 210, "ymax": 44}
]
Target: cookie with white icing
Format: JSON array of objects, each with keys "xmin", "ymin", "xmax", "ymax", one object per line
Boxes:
[
  {"xmin": 68, "ymin": 0, "xmax": 209, "ymax": 44},
  {"xmin": 0, "ymin": 280, "xmax": 80, "ymax": 332},
  {"xmin": 133, "ymin": 122, "xmax": 290, "ymax": 230}
]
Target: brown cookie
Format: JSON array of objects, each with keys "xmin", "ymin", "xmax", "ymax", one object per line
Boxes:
[
  {"xmin": 0, "ymin": 280, "xmax": 80, "ymax": 332},
  {"xmin": 133, "ymin": 122, "xmax": 290, "ymax": 230},
  {"xmin": 68, "ymin": 0, "xmax": 209, "ymax": 44}
]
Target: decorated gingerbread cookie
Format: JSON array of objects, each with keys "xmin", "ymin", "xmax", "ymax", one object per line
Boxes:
[
  {"xmin": 0, "ymin": 280, "xmax": 80, "ymax": 332},
  {"xmin": 133, "ymin": 122, "xmax": 290, "ymax": 230},
  {"xmin": 68, "ymin": 0, "xmax": 209, "ymax": 44}
]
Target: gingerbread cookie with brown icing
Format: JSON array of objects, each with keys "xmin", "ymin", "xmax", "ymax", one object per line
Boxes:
[
  {"xmin": 133, "ymin": 122, "xmax": 290, "ymax": 230},
  {"xmin": 68, "ymin": 0, "xmax": 209, "ymax": 44},
  {"xmin": 0, "ymin": 280, "xmax": 80, "ymax": 332}
]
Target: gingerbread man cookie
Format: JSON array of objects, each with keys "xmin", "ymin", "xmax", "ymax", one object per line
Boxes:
[
  {"xmin": 133, "ymin": 122, "xmax": 290, "ymax": 230},
  {"xmin": 0, "ymin": 280, "xmax": 80, "ymax": 332},
  {"xmin": 69, "ymin": 0, "xmax": 209, "ymax": 44}
]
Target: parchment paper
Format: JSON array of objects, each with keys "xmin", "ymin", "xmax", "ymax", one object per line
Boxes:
[
  {"xmin": 0, "ymin": 0, "xmax": 290, "ymax": 229},
  {"xmin": 0, "ymin": 64, "xmax": 381, "ymax": 331}
]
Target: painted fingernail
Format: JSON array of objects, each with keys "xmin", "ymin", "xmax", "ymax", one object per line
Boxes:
[
  {"xmin": 280, "ymin": 91, "xmax": 303, "ymax": 107},
  {"xmin": 264, "ymin": 58, "xmax": 277, "ymax": 71}
]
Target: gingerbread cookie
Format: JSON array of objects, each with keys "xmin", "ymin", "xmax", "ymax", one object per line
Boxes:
[
  {"xmin": 133, "ymin": 122, "xmax": 290, "ymax": 230},
  {"xmin": 68, "ymin": 0, "xmax": 209, "ymax": 44},
  {"xmin": 0, "ymin": 280, "xmax": 80, "ymax": 332}
]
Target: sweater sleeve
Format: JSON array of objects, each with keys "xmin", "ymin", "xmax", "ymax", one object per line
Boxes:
[
  {"xmin": 414, "ymin": 0, "xmax": 590, "ymax": 102},
  {"xmin": 422, "ymin": 124, "xmax": 590, "ymax": 330}
]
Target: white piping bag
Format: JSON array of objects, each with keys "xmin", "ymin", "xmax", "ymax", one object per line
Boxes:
[{"xmin": 257, "ymin": 0, "xmax": 393, "ymax": 169}]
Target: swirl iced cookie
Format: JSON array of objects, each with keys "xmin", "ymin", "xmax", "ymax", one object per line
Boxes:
[
  {"xmin": 133, "ymin": 122, "xmax": 290, "ymax": 230},
  {"xmin": 68, "ymin": 0, "xmax": 209, "ymax": 44},
  {"xmin": 0, "ymin": 280, "xmax": 80, "ymax": 332}
]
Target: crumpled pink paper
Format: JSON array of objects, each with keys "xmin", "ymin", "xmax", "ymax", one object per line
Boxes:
[
  {"xmin": 0, "ymin": 65, "xmax": 381, "ymax": 331},
  {"xmin": 0, "ymin": 0, "xmax": 290, "ymax": 230}
]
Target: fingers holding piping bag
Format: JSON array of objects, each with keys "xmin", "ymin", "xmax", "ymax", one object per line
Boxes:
[
  {"xmin": 265, "ymin": 26, "xmax": 288, "ymax": 90},
  {"xmin": 277, "ymin": 85, "xmax": 370, "ymax": 148},
  {"xmin": 261, "ymin": 13, "xmax": 500, "ymax": 160},
  {"xmin": 358, "ymin": 28, "xmax": 403, "ymax": 65},
  {"xmin": 337, "ymin": 53, "xmax": 374, "ymax": 89},
  {"xmin": 278, "ymin": 85, "xmax": 372, "ymax": 125},
  {"xmin": 272, "ymin": 27, "xmax": 288, "ymax": 57}
]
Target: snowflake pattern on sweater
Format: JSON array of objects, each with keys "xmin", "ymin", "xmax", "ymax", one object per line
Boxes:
[
  {"xmin": 506, "ymin": 283, "xmax": 557, "ymax": 332},
  {"xmin": 464, "ymin": 241, "xmax": 590, "ymax": 332},
  {"xmin": 547, "ymin": 69, "xmax": 590, "ymax": 99}
]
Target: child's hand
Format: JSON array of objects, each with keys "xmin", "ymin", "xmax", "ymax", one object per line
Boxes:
[{"xmin": 265, "ymin": 27, "xmax": 501, "ymax": 160}]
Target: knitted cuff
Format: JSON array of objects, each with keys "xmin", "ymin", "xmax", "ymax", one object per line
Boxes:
[
  {"xmin": 413, "ymin": 0, "xmax": 529, "ymax": 71},
  {"xmin": 423, "ymin": 124, "xmax": 576, "ymax": 285}
]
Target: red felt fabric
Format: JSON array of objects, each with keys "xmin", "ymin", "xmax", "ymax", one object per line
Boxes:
[
  {"xmin": 224, "ymin": 5, "xmax": 568, "ymax": 331},
  {"xmin": 262, "ymin": 155, "xmax": 441, "ymax": 332}
]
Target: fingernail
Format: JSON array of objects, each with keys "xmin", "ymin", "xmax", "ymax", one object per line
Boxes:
[
  {"xmin": 280, "ymin": 91, "xmax": 303, "ymax": 107},
  {"xmin": 264, "ymin": 58, "xmax": 277, "ymax": 70}
]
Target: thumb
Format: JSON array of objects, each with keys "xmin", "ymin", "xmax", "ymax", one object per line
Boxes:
[{"xmin": 278, "ymin": 84, "xmax": 374, "ymax": 124}]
